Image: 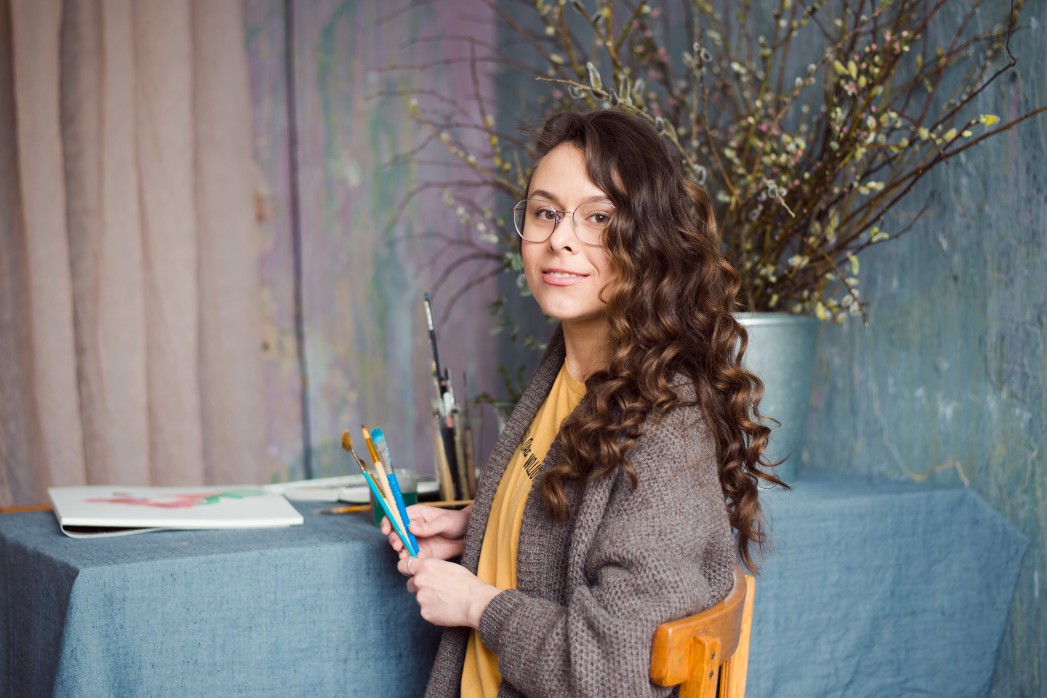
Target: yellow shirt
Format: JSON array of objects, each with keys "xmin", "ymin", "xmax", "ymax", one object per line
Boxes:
[{"xmin": 460, "ymin": 363, "xmax": 585, "ymax": 697}]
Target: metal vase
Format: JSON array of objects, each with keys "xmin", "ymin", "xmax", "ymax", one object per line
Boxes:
[{"xmin": 735, "ymin": 312, "xmax": 818, "ymax": 482}]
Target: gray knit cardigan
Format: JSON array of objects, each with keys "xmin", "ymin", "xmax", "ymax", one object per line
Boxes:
[{"xmin": 425, "ymin": 327, "xmax": 735, "ymax": 697}]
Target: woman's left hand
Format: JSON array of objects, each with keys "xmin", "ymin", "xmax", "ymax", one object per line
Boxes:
[{"xmin": 398, "ymin": 557, "xmax": 500, "ymax": 629}]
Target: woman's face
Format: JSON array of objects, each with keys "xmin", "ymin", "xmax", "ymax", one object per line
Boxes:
[{"xmin": 521, "ymin": 144, "xmax": 617, "ymax": 333}]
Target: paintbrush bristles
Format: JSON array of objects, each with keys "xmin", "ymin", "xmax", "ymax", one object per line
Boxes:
[
  {"xmin": 340, "ymin": 429, "xmax": 368, "ymax": 471},
  {"xmin": 372, "ymin": 428, "xmax": 393, "ymax": 474}
]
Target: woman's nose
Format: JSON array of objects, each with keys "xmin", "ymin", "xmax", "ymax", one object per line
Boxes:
[{"xmin": 546, "ymin": 213, "xmax": 578, "ymax": 251}]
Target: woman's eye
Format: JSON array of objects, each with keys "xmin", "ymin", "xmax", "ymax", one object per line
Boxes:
[
  {"xmin": 534, "ymin": 208, "xmax": 558, "ymax": 222},
  {"xmin": 588, "ymin": 211, "xmax": 612, "ymax": 225}
]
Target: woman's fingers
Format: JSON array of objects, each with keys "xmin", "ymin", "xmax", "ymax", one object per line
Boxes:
[
  {"xmin": 398, "ymin": 555, "xmax": 420, "ymax": 577},
  {"xmin": 397, "ymin": 559, "xmax": 498, "ymax": 628}
]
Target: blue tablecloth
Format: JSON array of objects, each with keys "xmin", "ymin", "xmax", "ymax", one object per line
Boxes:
[
  {"xmin": 0, "ymin": 502, "xmax": 440, "ymax": 697},
  {"xmin": 750, "ymin": 474, "xmax": 1027, "ymax": 697},
  {"xmin": 0, "ymin": 474, "xmax": 1028, "ymax": 697}
]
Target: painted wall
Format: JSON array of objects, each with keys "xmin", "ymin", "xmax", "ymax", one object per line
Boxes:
[
  {"xmin": 486, "ymin": 0, "xmax": 1047, "ymax": 692},
  {"xmin": 244, "ymin": 0, "xmax": 1045, "ymax": 693},
  {"xmin": 804, "ymin": 2, "xmax": 1047, "ymax": 694},
  {"xmin": 244, "ymin": 0, "xmax": 501, "ymax": 483}
]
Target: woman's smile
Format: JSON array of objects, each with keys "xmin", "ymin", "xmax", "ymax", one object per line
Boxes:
[
  {"xmin": 521, "ymin": 143, "xmax": 616, "ymax": 332},
  {"xmin": 541, "ymin": 268, "xmax": 590, "ymax": 285}
]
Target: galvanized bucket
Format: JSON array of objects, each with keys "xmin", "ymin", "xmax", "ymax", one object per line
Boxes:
[{"xmin": 735, "ymin": 313, "xmax": 818, "ymax": 482}]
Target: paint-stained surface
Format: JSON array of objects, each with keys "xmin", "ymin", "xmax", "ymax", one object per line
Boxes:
[
  {"xmin": 245, "ymin": 0, "xmax": 499, "ymax": 483},
  {"xmin": 804, "ymin": 2, "xmax": 1047, "ymax": 694}
]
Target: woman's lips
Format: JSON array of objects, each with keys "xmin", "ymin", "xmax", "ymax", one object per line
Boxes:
[{"xmin": 542, "ymin": 269, "xmax": 588, "ymax": 286}]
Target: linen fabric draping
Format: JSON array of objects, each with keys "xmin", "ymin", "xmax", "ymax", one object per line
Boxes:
[
  {"xmin": 0, "ymin": 0, "xmax": 265, "ymax": 506},
  {"xmin": 0, "ymin": 475, "xmax": 1027, "ymax": 695}
]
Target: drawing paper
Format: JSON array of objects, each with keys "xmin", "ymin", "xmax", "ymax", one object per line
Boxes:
[{"xmin": 48, "ymin": 486, "xmax": 304, "ymax": 538}]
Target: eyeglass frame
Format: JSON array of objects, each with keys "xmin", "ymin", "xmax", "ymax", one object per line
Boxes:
[{"xmin": 511, "ymin": 198, "xmax": 615, "ymax": 247}]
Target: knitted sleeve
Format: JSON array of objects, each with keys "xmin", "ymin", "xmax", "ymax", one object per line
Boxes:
[{"xmin": 476, "ymin": 410, "xmax": 735, "ymax": 697}]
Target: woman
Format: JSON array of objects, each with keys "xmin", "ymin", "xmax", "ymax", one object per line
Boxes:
[{"xmin": 383, "ymin": 109, "xmax": 782, "ymax": 697}]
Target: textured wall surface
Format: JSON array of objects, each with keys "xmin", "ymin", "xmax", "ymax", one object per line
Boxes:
[
  {"xmin": 243, "ymin": 0, "xmax": 1045, "ymax": 693},
  {"xmin": 244, "ymin": 0, "xmax": 500, "ymax": 482},
  {"xmin": 245, "ymin": 0, "xmax": 304, "ymax": 481},
  {"xmin": 804, "ymin": 2, "xmax": 1047, "ymax": 694}
]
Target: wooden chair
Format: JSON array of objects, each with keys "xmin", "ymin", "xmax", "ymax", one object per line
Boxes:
[{"xmin": 650, "ymin": 567, "xmax": 756, "ymax": 698}]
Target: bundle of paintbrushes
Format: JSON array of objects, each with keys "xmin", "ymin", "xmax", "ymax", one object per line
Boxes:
[
  {"xmin": 340, "ymin": 428, "xmax": 419, "ymax": 556},
  {"xmin": 423, "ymin": 292, "xmax": 476, "ymax": 501}
]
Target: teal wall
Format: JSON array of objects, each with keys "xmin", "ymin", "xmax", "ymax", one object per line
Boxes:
[{"xmin": 804, "ymin": 2, "xmax": 1047, "ymax": 694}]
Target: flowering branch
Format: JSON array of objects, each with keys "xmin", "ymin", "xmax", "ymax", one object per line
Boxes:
[{"xmin": 388, "ymin": 0, "xmax": 1045, "ymax": 323}]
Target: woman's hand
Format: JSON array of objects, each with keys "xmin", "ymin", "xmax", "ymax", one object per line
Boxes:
[
  {"xmin": 381, "ymin": 503, "xmax": 472, "ymax": 561},
  {"xmin": 397, "ymin": 557, "xmax": 500, "ymax": 629}
]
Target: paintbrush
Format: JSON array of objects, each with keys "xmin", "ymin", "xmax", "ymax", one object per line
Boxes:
[
  {"xmin": 361, "ymin": 425, "xmax": 409, "ymax": 536},
  {"xmin": 340, "ymin": 429, "xmax": 417, "ymax": 556},
  {"xmin": 362, "ymin": 425, "xmax": 392, "ymax": 499},
  {"xmin": 340, "ymin": 430, "xmax": 369, "ymax": 473},
  {"xmin": 366, "ymin": 425, "xmax": 419, "ymax": 552},
  {"xmin": 318, "ymin": 498, "xmax": 473, "ymax": 515},
  {"xmin": 423, "ymin": 292, "xmax": 463, "ymax": 498},
  {"xmin": 371, "ymin": 427, "xmax": 393, "ymax": 474}
]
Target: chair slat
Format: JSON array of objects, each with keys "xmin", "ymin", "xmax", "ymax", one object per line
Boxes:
[{"xmin": 651, "ymin": 567, "xmax": 755, "ymax": 698}]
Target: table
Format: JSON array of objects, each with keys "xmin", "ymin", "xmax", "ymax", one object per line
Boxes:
[
  {"xmin": 0, "ymin": 474, "xmax": 1028, "ymax": 697},
  {"xmin": 749, "ymin": 473, "xmax": 1027, "ymax": 697},
  {"xmin": 1, "ymin": 503, "xmax": 440, "ymax": 697}
]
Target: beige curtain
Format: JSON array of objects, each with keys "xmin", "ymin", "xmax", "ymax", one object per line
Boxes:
[{"xmin": 0, "ymin": 0, "xmax": 265, "ymax": 506}]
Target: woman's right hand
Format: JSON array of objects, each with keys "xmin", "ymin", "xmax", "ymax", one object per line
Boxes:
[{"xmin": 382, "ymin": 503, "xmax": 472, "ymax": 561}]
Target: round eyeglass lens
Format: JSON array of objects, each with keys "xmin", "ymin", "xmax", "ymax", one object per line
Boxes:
[{"xmin": 512, "ymin": 199, "xmax": 614, "ymax": 245}]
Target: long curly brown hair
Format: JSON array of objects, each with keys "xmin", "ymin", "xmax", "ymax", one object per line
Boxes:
[{"xmin": 531, "ymin": 110, "xmax": 786, "ymax": 573}]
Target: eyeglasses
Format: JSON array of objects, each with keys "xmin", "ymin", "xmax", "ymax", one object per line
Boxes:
[{"xmin": 512, "ymin": 199, "xmax": 615, "ymax": 246}]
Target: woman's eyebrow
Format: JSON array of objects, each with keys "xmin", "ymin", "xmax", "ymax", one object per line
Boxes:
[
  {"xmin": 527, "ymin": 189, "xmax": 562, "ymax": 206},
  {"xmin": 527, "ymin": 189, "xmax": 611, "ymax": 205}
]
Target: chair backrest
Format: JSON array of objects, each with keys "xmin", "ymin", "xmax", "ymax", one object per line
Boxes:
[{"xmin": 650, "ymin": 567, "xmax": 756, "ymax": 698}]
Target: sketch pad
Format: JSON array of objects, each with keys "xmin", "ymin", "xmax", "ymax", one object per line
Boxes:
[{"xmin": 48, "ymin": 486, "xmax": 304, "ymax": 538}]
